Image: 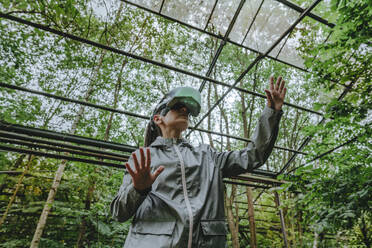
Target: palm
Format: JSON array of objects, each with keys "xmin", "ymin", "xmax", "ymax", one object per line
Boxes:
[
  {"xmin": 125, "ymin": 147, "xmax": 164, "ymax": 191},
  {"xmin": 264, "ymin": 76, "xmax": 287, "ymax": 111}
]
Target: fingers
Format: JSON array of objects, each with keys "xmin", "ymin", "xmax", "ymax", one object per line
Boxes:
[
  {"xmin": 132, "ymin": 152, "xmax": 140, "ymax": 172},
  {"xmin": 281, "ymin": 87, "xmax": 287, "ymax": 98},
  {"xmin": 146, "ymin": 148, "xmax": 151, "ymax": 169},
  {"xmin": 152, "ymin": 166, "xmax": 164, "ymax": 180},
  {"xmin": 269, "ymin": 76, "xmax": 274, "ymax": 91},
  {"xmin": 139, "ymin": 147, "xmax": 145, "ymax": 170},
  {"xmin": 264, "ymin": 89, "xmax": 273, "ymax": 105},
  {"xmin": 279, "ymin": 79, "xmax": 285, "ymax": 92},
  {"xmin": 125, "ymin": 163, "xmax": 135, "ymax": 177},
  {"xmin": 275, "ymin": 76, "xmax": 282, "ymax": 90}
]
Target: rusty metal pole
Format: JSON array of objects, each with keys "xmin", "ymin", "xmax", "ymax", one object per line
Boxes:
[
  {"xmin": 246, "ymin": 187, "xmax": 257, "ymax": 248},
  {"xmin": 274, "ymin": 192, "xmax": 289, "ymax": 248}
]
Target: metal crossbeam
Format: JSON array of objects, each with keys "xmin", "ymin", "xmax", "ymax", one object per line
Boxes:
[
  {"xmin": 0, "ymin": 144, "xmax": 124, "ymax": 168},
  {"xmin": 187, "ymin": 0, "xmax": 322, "ymax": 137},
  {"xmin": 0, "ymin": 14, "xmax": 323, "ymax": 116},
  {"xmin": 199, "ymin": 0, "xmax": 246, "ymax": 92},
  {"xmin": 0, "ymin": 120, "xmax": 136, "ymax": 153},
  {"xmin": 159, "ymin": 0, "xmax": 165, "ymax": 13},
  {"xmin": 241, "ymin": 0, "xmax": 265, "ymax": 45},
  {"xmin": 122, "ymin": 0, "xmax": 311, "ymax": 73},
  {"xmin": 278, "ymin": 81, "xmax": 355, "ymax": 174},
  {"xmin": 286, "ymin": 134, "xmax": 361, "ymax": 174},
  {"xmin": 0, "ymin": 137, "xmax": 129, "ymax": 163},
  {"xmin": 204, "ymin": 0, "xmax": 218, "ymax": 30},
  {"xmin": 0, "ymin": 123, "xmax": 281, "ymax": 179},
  {"xmin": 0, "ymin": 83, "xmax": 308, "ymax": 155},
  {"xmin": 274, "ymin": 0, "xmax": 335, "ymax": 28},
  {"xmin": 0, "ymin": 130, "xmax": 128, "ymax": 160}
]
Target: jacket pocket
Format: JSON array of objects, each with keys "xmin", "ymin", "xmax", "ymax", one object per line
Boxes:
[
  {"xmin": 133, "ymin": 220, "xmax": 176, "ymax": 236},
  {"xmin": 200, "ymin": 219, "xmax": 227, "ymax": 236}
]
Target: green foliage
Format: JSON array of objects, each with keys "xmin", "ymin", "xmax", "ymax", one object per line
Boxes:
[
  {"xmin": 0, "ymin": 0, "xmax": 370, "ymax": 247},
  {"xmin": 284, "ymin": 0, "xmax": 372, "ymax": 246}
]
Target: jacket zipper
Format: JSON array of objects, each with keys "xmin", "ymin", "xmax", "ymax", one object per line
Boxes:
[{"xmin": 173, "ymin": 139, "xmax": 193, "ymax": 248}]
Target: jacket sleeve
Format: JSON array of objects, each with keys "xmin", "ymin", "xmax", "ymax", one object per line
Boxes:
[
  {"xmin": 110, "ymin": 154, "xmax": 147, "ymax": 222},
  {"xmin": 210, "ymin": 106, "xmax": 283, "ymax": 178}
]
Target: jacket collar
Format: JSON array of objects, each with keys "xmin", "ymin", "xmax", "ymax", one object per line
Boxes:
[{"xmin": 150, "ymin": 136, "xmax": 193, "ymax": 149}]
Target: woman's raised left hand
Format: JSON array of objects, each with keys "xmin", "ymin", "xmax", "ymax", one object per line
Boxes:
[{"xmin": 264, "ymin": 76, "xmax": 287, "ymax": 111}]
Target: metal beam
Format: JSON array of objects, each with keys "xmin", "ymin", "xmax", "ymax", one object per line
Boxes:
[
  {"xmin": 274, "ymin": 0, "xmax": 335, "ymax": 28},
  {"xmin": 0, "ymin": 120, "xmax": 283, "ymax": 178},
  {"xmin": 0, "ymin": 137, "xmax": 279, "ymax": 181},
  {"xmin": 122, "ymin": 0, "xmax": 310, "ymax": 73},
  {"xmin": 0, "ymin": 144, "xmax": 123, "ymax": 168},
  {"xmin": 0, "ymin": 137, "xmax": 129, "ymax": 162},
  {"xmin": 0, "ymin": 120, "xmax": 136, "ymax": 153},
  {"xmin": 199, "ymin": 0, "xmax": 246, "ymax": 92},
  {"xmin": 0, "ymin": 130, "xmax": 129, "ymax": 161},
  {"xmin": 0, "ymin": 83, "xmax": 309, "ymax": 155},
  {"xmin": 274, "ymin": 192, "xmax": 289, "ymax": 248},
  {"xmin": 241, "ymin": 0, "xmax": 265, "ymax": 45},
  {"xmin": 204, "ymin": 0, "xmax": 218, "ymax": 31},
  {"xmin": 277, "ymin": 81, "xmax": 355, "ymax": 174},
  {"xmin": 222, "ymin": 180, "xmax": 270, "ymax": 189},
  {"xmin": 286, "ymin": 134, "xmax": 361, "ymax": 174},
  {"xmin": 187, "ymin": 0, "xmax": 322, "ymax": 136},
  {"xmin": 159, "ymin": 0, "xmax": 165, "ymax": 13},
  {"xmin": 0, "ymin": 16, "xmax": 323, "ymax": 116}
]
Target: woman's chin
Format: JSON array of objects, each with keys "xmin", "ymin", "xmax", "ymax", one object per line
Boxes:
[{"xmin": 174, "ymin": 121, "xmax": 188, "ymax": 132}]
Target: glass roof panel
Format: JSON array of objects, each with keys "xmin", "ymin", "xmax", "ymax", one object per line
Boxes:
[
  {"xmin": 242, "ymin": 0, "xmax": 300, "ymax": 53},
  {"xmin": 276, "ymin": 16, "xmax": 333, "ymax": 68},
  {"xmin": 161, "ymin": 0, "xmax": 217, "ymax": 29},
  {"xmin": 290, "ymin": 0, "xmax": 335, "ymax": 22},
  {"xmin": 127, "ymin": 0, "xmax": 163, "ymax": 12},
  {"xmin": 207, "ymin": 0, "xmax": 242, "ymax": 36},
  {"xmin": 228, "ymin": 0, "xmax": 265, "ymax": 45}
]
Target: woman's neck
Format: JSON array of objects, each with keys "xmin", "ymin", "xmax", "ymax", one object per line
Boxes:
[{"xmin": 161, "ymin": 128, "xmax": 182, "ymax": 139}]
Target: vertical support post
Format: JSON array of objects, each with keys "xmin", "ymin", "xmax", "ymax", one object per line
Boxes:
[
  {"xmin": 274, "ymin": 192, "xmax": 289, "ymax": 248},
  {"xmin": 246, "ymin": 187, "xmax": 257, "ymax": 248}
]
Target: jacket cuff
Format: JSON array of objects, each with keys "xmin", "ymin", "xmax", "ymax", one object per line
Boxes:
[
  {"xmin": 134, "ymin": 186, "xmax": 152, "ymax": 196},
  {"xmin": 127, "ymin": 184, "xmax": 148, "ymax": 201},
  {"xmin": 263, "ymin": 106, "xmax": 283, "ymax": 118}
]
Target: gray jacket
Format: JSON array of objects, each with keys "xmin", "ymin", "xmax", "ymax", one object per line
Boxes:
[{"xmin": 110, "ymin": 107, "xmax": 282, "ymax": 248}]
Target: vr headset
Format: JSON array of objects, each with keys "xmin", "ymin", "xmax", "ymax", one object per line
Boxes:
[{"xmin": 153, "ymin": 87, "xmax": 201, "ymax": 117}]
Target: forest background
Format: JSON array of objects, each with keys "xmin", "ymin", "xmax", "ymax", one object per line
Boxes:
[{"xmin": 0, "ymin": 0, "xmax": 370, "ymax": 247}]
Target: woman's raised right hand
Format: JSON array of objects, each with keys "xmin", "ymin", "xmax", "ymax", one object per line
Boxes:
[{"xmin": 125, "ymin": 147, "xmax": 164, "ymax": 191}]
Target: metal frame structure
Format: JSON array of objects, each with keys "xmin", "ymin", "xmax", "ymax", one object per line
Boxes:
[{"xmin": 0, "ymin": 0, "xmax": 353, "ymax": 185}]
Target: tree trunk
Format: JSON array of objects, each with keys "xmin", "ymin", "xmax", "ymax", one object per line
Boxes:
[
  {"xmin": 0, "ymin": 154, "xmax": 25, "ymax": 195},
  {"xmin": 240, "ymin": 63, "xmax": 259, "ymax": 248},
  {"xmin": 0, "ymin": 155, "xmax": 33, "ymax": 228},
  {"xmin": 297, "ymin": 210, "xmax": 303, "ymax": 247},
  {"xmin": 274, "ymin": 192, "xmax": 289, "ymax": 248},
  {"xmin": 76, "ymin": 59, "xmax": 128, "ymax": 248},
  {"xmin": 246, "ymin": 187, "xmax": 257, "ymax": 248},
  {"xmin": 75, "ymin": 8, "xmax": 152, "ymax": 246},
  {"xmin": 30, "ymin": 33, "xmax": 108, "ymax": 248},
  {"xmin": 225, "ymin": 185, "xmax": 240, "ymax": 248}
]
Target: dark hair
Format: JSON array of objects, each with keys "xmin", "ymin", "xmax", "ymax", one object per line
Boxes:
[
  {"xmin": 144, "ymin": 118, "xmax": 162, "ymax": 147},
  {"xmin": 144, "ymin": 96, "xmax": 167, "ymax": 147}
]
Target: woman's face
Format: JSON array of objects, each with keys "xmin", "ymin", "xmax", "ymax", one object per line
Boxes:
[
  {"xmin": 155, "ymin": 105, "xmax": 189, "ymax": 133},
  {"xmin": 164, "ymin": 105, "xmax": 189, "ymax": 131}
]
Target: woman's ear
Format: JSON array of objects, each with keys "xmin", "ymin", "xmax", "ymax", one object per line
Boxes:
[{"xmin": 153, "ymin": 114, "xmax": 162, "ymax": 126}]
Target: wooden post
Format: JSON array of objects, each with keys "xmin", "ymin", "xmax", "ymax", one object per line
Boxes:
[
  {"xmin": 246, "ymin": 187, "xmax": 257, "ymax": 248},
  {"xmin": 274, "ymin": 192, "xmax": 289, "ymax": 248},
  {"xmin": 0, "ymin": 155, "xmax": 33, "ymax": 227}
]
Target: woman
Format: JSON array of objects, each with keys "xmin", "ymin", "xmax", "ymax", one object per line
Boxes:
[{"xmin": 111, "ymin": 76, "xmax": 286, "ymax": 248}]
